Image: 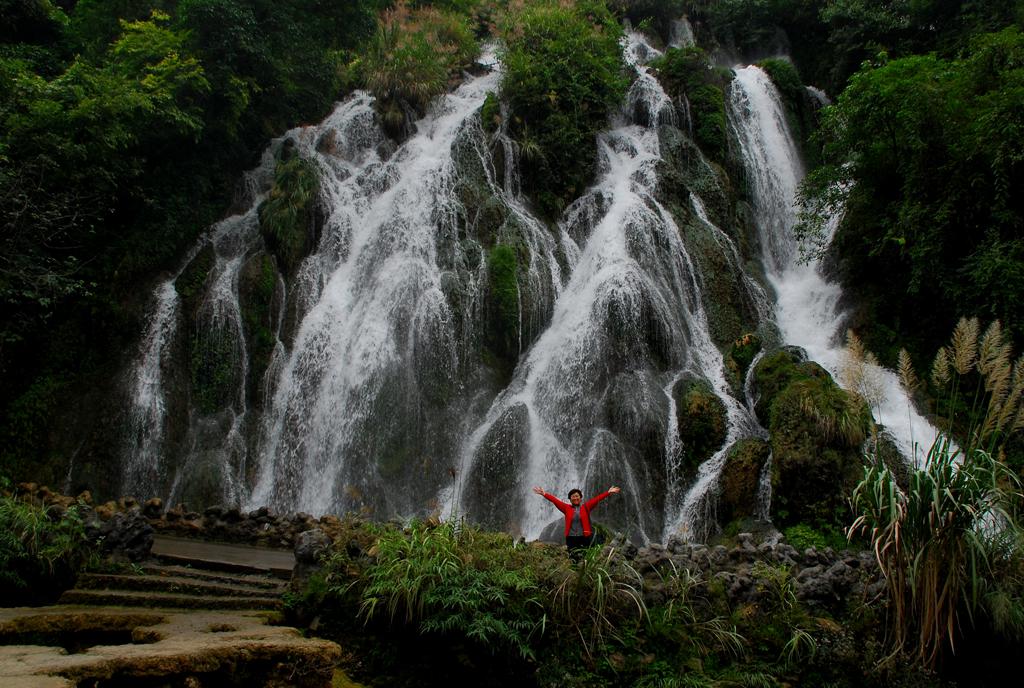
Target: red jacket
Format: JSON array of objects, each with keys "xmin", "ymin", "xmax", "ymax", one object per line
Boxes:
[{"xmin": 543, "ymin": 491, "xmax": 611, "ymax": 537}]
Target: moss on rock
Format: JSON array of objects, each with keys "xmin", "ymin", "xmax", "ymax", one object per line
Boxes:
[
  {"xmin": 728, "ymin": 332, "xmax": 762, "ymax": 382},
  {"xmin": 718, "ymin": 438, "xmax": 771, "ymax": 523},
  {"xmin": 752, "ymin": 348, "xmax": 872, "ymax": 528},
  {"xmin": 483, "ymin": 244, "xmax": 520, "ymax": 380},
  {"xmin": 238, "ymin": 252, "xmax": 280, "ymax": 407},
  {"xmin": 188, "ymin": 323, "xmax": 241, "ymax": 416},
  {"xmin": 671, "ymin": 376, "xmax": 728, "ymax": 478},
  {"xmin": 175, "ymin": 243, "xmax": 215, "ymax": 303}
]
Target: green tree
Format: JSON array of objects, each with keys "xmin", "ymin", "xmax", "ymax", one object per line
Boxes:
[
  {"xmin": 799, "ymin": 29, "xmax": 1024, "ymax": 360},
  {"xmin": 499, "ymin": 0, "xmax": 628, "ymax": 217}
]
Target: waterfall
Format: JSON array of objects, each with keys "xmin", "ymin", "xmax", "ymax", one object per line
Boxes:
[
  {"xmin": 728, "ymin": 65, "xmax": 938, "ymax": 465},
  {"xmin": 669, "ymin": 17, "xmax": 696, "ymax": 48},
  {"xmin": 126, "ymin": 30, "xmax": 924, "ymax": 543},
  {"xmin": 451, "ymin": 32, "xmax": 762, "ymax": 543}
]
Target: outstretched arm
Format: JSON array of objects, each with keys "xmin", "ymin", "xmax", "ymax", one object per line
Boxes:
[
  {"xmin": 584, "ymin": 486, "xmax": 621, "ymax": 511},
  {"xmin": 534, "ymin": 486, "xmax": 568, "ymax": 510}
]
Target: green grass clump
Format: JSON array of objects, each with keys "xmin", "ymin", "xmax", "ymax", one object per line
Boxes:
[
  {"xmin": 0, "ymin": 488, "xmax": 90, "ymax": 605},
  {"xmin": 258, "ymin": 154, "xmax": 320, "ymax": 275},
  {"xmin": 363, "ymin": 3, "xmax": 479, "ymax": 131},
  {"xmin": 357, "ymin": 520, "xmax": 543, "ymax": 659}
]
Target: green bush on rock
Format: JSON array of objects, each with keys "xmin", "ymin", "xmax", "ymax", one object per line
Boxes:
[
  {"xmin": 752, "ymin": 348, "xmax": 871, "ymax": 529},
  {"xmin": 0, "ymin": 489, "xmax": 90, "ymax": 605},
  {"xmin": 671, "ymin": 376, "xmax": 727, "ymax": 478},
  {"xmin": 499, "ymin": 0, "xmax": 628, "ymax": 217},
  {"xmin": 651, "ymin": 45, "xmax": 730, "ymax": 161},
  {"xmin": 258, "ymin": 153, "xmax": 320, "ymax": 276}
]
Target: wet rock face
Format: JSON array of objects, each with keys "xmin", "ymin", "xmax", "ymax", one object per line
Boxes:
[
  {"xmin": 463, "ymin": 403, "xmax": 531, "ymax": 532},
  {"xmin": 718, "ymin": 438, "xmax": 771, "ymax": 523}
]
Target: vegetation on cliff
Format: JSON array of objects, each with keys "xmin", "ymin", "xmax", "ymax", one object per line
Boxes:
[{"xmin": 499, "ymin": 0, "xmax": 629, "ymax": 217}]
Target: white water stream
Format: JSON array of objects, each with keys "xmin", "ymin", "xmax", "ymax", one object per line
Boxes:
[{"xmin": 729, "ymin": 65, "xmax": 938, "ymax": 466}]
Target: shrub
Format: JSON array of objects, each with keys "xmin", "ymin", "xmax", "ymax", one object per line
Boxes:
[
  {"xmin": 363, "ymin": 1, "xmax": 479, "ymax": 130},
  {"xmin": 499, "ymin": 0, "xmax": 628, "ymax": 217},
  {"xmin": 0, "ymin": 490, "xmax": 90, "ymax": 605},
  {"xmin": 782, "ymin": 522, "xmax": 846, "ymax": 552}
]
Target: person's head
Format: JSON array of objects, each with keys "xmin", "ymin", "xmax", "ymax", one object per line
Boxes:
[{"xmin": 568, "ymin": 489, "xmax": 582, "ymax": 506}]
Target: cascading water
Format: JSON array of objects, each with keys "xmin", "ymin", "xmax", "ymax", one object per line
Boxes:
[
  {"xmin": 122, "ymin": 32, "xmax": 855, "ymax": 544},
  {"xmin": 452, "ymin": 33, "xmax": 763, "ymax": 543},
  {"xmin": 728, "ymin": 65, "xmax": 938, "ymax": 464}
]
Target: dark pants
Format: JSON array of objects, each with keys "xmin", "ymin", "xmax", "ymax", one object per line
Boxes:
[{"xmin": 566, "ymin": 535, "xmax": 593, "ymax": 559}]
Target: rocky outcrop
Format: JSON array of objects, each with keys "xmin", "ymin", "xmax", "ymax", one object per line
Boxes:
[
  {"xmin": 620, "ymin": 532, "xmax": 882, "ymax": 615},
  {"xmin": 751, "ymin": 348, "xmax": 872, "ymax": 529}
]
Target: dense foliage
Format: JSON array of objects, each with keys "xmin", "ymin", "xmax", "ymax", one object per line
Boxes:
[
  {"xmin": 499, "ymin": 0, "xmax": 628, "ymax": 217},
  {"xmin": 799, "ymin": 28, "xmax": 1024, "ymax": 361},
  {"xmin": 0, "ymin": 0, "xmax": 383, "ymax": 477},
  {"xmin": 295, "ymin": 517, "xmax": 945, "ymax": 687},
  {"xmin": 691, "ymin": 0, "xmax": 1024, "ymax": 95},
  {"xmin": 0, "ymin": 485, "xmax": 90, "ymax": 604}
]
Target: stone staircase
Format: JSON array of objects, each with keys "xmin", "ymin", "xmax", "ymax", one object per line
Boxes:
[
  {"xmin": 0, "ymin": 536, "xmax": 342, "ymax": 688},
  {"xmin": 60, "ymin": 564, "xmax": 287, "ymax": 612}
]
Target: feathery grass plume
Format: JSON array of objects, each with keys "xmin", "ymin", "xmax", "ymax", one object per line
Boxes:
[
  {"xmin": 841, "ymin": 329, "xmax": 885, "ymax": 409},
  {"xmin": 995, "ymin": 350, "xmax": 1024, "ymax": 434},
  {"xmin": 930, "ymin": 347, "xmax": 951, "ymax": 387},
  {"xmin": 853, "ymin": 316, "xmax": 1024, "ymax": 670},
  {"xmin": 978, "ymin": 320, "xmax": 1010, "ymax": 380},
  {"xmin": 950, "ymin": 316, "xmax": 980, "ymax": 375},
  {"xmin": 897, "ymin": 348, "xmax": 921, "ymax": 394}
]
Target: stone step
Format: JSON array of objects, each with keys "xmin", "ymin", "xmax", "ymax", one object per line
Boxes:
[
  {"xmin": 151, "ymin": 535, "xmax": 294, "ymax": 579},
  {"xmin": 58, "ymin": 588, "xmax": 283, "ymax": 611},
  {"xmin": 75, "ymin": 573, "xmax": 284, "ymax": 600},
  {"xmin": 139, "ymin": 563, "xmax": 289, "ymax": 590}
]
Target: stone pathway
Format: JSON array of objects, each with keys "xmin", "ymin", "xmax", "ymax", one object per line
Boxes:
[{"xmin": 0, "ymin": 537, "xmax": 340, "ymax": 687}]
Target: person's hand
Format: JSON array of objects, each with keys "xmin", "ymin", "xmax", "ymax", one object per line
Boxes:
[
  {"xmin": 608, "ymin": 486, "xmax": 621, "ymax": 494},
  {"xmin": 532, "ymin": 486, "xmax": 545, "ymax": 496}
]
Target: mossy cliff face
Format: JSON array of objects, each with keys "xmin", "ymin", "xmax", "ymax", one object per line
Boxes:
[
  {"xmin": 718, "ymin": 437, "xmax": 771, "ymax": 523},
  {"xmin": 752, "ymin": 349, "xmax": 871, "ymax": 529},
  {"xmin": 671, "ymin": 376, "xmax": 728, "ymax": 481}
]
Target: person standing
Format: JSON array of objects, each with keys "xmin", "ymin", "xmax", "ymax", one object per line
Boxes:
[{"xmin": 532, "ymin": 485, "xmax": 621, "ymax": 556}]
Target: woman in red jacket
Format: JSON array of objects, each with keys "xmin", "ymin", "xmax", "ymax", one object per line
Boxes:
[{"xmin": 532, "ymin": 485, "xmax": 621, "ymax": 555}]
